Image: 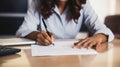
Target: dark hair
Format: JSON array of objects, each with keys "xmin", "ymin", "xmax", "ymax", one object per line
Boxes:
[{"xmin": 35, "ymin": 0, "xmax": 86, "ymax": 23}]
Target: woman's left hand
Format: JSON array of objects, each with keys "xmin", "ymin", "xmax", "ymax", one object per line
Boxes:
[{"xmin": 73, "ymin": 33, "xmax": 108, "ymax": 49}]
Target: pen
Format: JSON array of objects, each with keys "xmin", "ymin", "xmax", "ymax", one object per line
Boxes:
[{"xmin": 42, "ymin": 18, "xmax": 54, "ymax": 46}]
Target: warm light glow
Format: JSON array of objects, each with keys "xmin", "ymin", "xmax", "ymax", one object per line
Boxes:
[
  {"xmin": 109, "ymin": 0, "xmax": 116, "ymax": 14},
  {"xmin": 90, "ymin": 0, "xmax": 110, "ymax": 23}
]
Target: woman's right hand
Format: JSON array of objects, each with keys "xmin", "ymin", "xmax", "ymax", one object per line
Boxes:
[{"xmin": 37, "ymin": 30, "xmax": 54, "ymax": 46}]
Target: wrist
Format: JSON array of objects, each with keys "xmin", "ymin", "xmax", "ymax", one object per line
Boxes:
[
  {"xmin": 25, "ymin": 31, "xmax": 40, "ymax": 41},
  {"xmin": 95, "ymin": 33, "xmax": 108, "ymax": 43}
]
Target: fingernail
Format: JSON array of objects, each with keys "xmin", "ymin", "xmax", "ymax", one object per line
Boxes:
[
  {"xmin": 72, "ymin": 46, "xmax": 75, "ymax": 48},
  {"xmin": 88, "ymin": 47, "xmax": 90, "ymax": 49}
]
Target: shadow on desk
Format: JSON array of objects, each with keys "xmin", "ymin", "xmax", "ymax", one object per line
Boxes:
[{"xmin": 0, "ymin": 54, "xmax": 21, "ymax": 66}]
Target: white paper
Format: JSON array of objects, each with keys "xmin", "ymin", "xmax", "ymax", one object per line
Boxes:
[{"xmin": 31, "ymin": 40, "xmax": 97, "ymax": 56}]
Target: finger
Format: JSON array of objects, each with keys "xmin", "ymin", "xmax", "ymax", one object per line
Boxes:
[
  {"xmin": 88, "ymin": 41, "xmax": 96, "ymax": 49},
  {"xmin": 74, "ymin": 41, "xmax": 79, "ymax": 46},
  {"xmin": 75, "ymin": 39, "xmax": 85, "ymax": 44},
  {"xmin": 37, "ymin": 33, "xmax": 50, "ymax": 45},
  {"xmin": 41, "ymin": 31, "xmax": 52, "ymax": 44},
  {"xmin": 37, "ymin": 33, "xmax": 45, "ymax": 45},
  {"xmin": 82, "ymin": 40, "xmax": 92, "ymax": 48},
  {"xmin": 37, "ymin": 37, "xmax": 48, "ymax": 46},
  {"xmin": 72, "ymin": 42, "xmax": 79, "ymax": 48},
  {"xmin": 49, "ymin": 32, "xmax": 54, "ymax": 36},
  {"xmin": 50, "ymin": 32, "xmax": 54, "ymax": 42},
  {"xmin": 37, "ymin": 38, "xmax": 49, "ymax": 46},
  {"xmin": 74, "ymin": 39, "xmax": 84, "ymax": 45},
  {"xmin": 73, "ymin": 38, "xmax": 89, "ymax": 48}
]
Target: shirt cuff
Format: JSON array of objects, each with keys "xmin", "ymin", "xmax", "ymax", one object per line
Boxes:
[{"xmin": 94, "ymin": 28, "xmax": 114, "ymax": 42}]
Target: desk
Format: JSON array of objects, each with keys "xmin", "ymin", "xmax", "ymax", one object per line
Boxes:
[{"xmin": 0, "ymin": 39, "xmax": 120, "ymax": 67}]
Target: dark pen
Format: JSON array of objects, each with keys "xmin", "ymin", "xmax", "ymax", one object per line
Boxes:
[{"xmin": 42, "ymin": 18, "xmax": 54, "ymax": 46}]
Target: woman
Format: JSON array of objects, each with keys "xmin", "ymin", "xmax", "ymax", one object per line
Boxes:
[{"xmin": 16, "ymin": 0, "xmax": 114, "ymax": 48}]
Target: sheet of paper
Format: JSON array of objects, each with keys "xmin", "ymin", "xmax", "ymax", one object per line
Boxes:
[{"xmin": 31, "ymin": 40, "xmax": 97, "ymax": 56}]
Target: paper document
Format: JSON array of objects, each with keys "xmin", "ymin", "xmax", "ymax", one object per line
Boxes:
[{"xmin": 31, "ymin": 40, "xmax": 97, "ymax": 56}]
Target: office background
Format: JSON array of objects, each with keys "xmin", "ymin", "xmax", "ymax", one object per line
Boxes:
[
  {"xmin": 0, "ymin": 0, "xmax": 119, "ymax": 35},
  {"xmin": 0, "ymin": 0, "xmax": 31, "ymax": 35}
]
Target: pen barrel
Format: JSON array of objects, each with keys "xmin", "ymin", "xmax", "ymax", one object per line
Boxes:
[
  {"xmin": 46, "ymin": 31, "xmax": 51, "ymax": 37},
  {"xmin": 46, "ymin": 31, "xmax": 54, "ymax": 45}
]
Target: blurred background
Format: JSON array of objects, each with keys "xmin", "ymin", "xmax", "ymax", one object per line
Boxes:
[
  {"xmin": 90, "ymin": 0, "xmax": 120, "ymax": 39},
  {"xmin": 90, "ymin": 0, "xmax": 120, "ymax": 22},
  {"xmin": 0, "ymin": 0, "xmax": 30, "ymax": 35}
]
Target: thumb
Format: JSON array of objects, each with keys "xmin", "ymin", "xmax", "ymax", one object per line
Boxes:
[{"xmin": 50, "ymin": 32, "xmax": 54, "ymax": 42}]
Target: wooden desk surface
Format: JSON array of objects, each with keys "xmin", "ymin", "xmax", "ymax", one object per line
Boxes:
[{"xmin": 0, "ymin": 39, "xmax": 120, "ymax": 67}]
